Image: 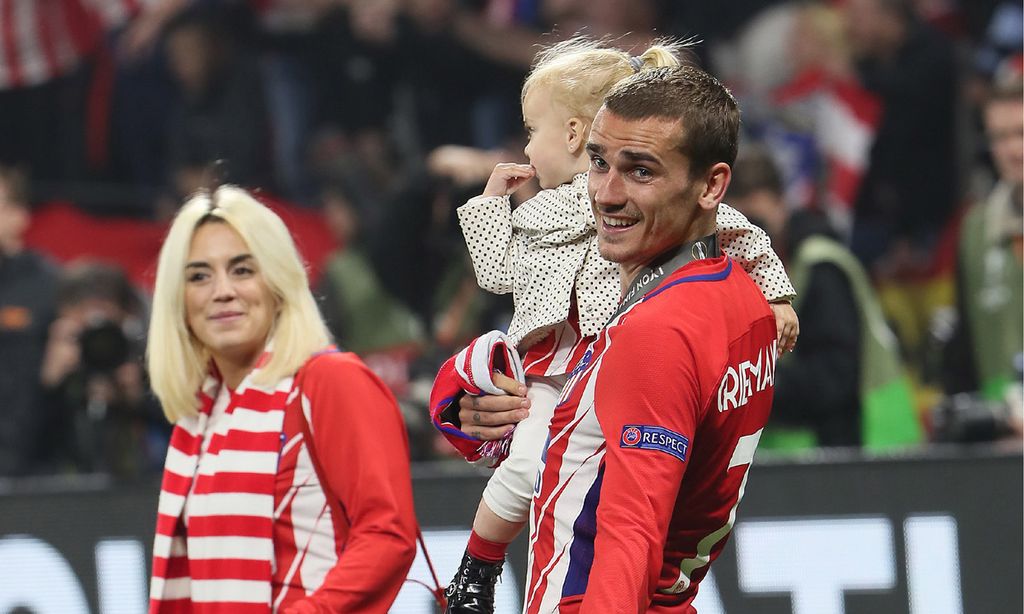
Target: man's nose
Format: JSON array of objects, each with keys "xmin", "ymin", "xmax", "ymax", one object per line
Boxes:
[{"xmin": 592, "ymin": 169, "xmax": 626, "ymax": 208}]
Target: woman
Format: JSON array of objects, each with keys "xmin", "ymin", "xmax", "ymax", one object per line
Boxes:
[{"xmin": 147, "ymin": 185, "xmax": 417, "ymax": 613}]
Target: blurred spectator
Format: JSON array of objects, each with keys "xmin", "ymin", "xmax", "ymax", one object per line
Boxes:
[
  {"xmin": 939, "ymin": 76, "xmax": 1022, "ymax": 440},
  {"xmin": 316, "ymin": 182, "xmax": 427, "ymax": 393},
  {"xmin": 843, "ymin": 0, "xmax": 960, "ymax": 276},
  {"xmin": 716, "ymin": 2, "xmax": 797, "ymax": 101},
  {"xmin": 314, "ymin": 181, "xmax": 441, "ymax": 459},
  {"xmin": 729, "ymin": 147, "xmax": 922, "ymax": 450},
  {"xmin": 774, "ymin": 3, "xmax": 883, "ymax": 236},
  {"xmin": 387, "ymin": 179, "xmax": 512, "ymax": 352},
  {"xmin": 163, "ymin": 6, "xmax": 269, "ymax": 199},
  {"xmin": 395, "ymin": 0, "xmax": 525, "ymax": 152},
  {"xmin": 249, "ymin": 0, "xmax": 351, "ymax": 202},
  {"xmin": 667, "ymin": 0, "xmax": 790, "ymax": 67},
  {"xmin": 726, "ymin": 2, "xmax": 884, "ymax": 237},
  {"xmin": 971, "ymin": 2, "xmax": 1023, "ymax": 84},
  {"xmin": 311, "ymin": 0, "xmax": 401, "ymax": 148},
  {"xmin": 305, "ymin": 0, "xmax": 408, "ymax": 211},
  {"xmin": 0, "ymin": 166, "xmax": 58, "ymax": 476},
  {"xmin": 37, "ymin": 262, "xmax": 166, "ymax": 479},
  {"xmin": 454, "ymin": 0, "xmax": 668, "ymax": 71},
  {"xmin": 0, "ymin": 0, "xmax": 190, "ymax": 192}
]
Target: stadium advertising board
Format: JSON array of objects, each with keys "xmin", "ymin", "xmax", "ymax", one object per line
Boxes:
[{"xmin": 0, "ymin": 447, "xmax": 1019, "ymax": 613}]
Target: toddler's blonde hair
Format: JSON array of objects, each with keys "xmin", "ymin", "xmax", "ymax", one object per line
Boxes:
[{"xmin": 522, "ymin": 36, "xmax": 692, "ymax": 123}]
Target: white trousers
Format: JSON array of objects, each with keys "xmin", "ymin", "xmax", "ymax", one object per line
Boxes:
[{"xmin": 481, "ymin": 374, "xmax": 567, "ymax": 523}]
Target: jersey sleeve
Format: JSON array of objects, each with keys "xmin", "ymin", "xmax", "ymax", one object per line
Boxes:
[
  {"xmin": 286, "ymin": 354, "xmax": 418, "ymax": 614},
  {"xmin": 716, "ymin": 203, "xmax": 796, "ymax": 302},
  {"xmin": 457, "ymin": 195, "xmax": 516, "ymax": 294},
  {"xmin": 580, "ymin": 323, "xmax": 702, "ymax": 613}
]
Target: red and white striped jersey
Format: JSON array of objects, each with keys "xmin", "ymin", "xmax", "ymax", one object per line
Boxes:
[
  {"xmin": 521, "ymin": 311, "xmax": 593, "ymax": 378},
  {"xmin": 526, "ymin": 257, "xmax": 776, "ymax": 614},
  {"xmin": 0, "ymin": 0, "xmax": 151, "ymax": 90}
]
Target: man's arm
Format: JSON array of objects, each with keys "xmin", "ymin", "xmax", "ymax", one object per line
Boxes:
[{"xmin": 580, "ymin": 325, "xmax": 701, "ymax": 612}]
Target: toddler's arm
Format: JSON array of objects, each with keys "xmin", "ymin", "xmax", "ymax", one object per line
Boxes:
[
  {"xmin": 717, "ymin": 203, "xmax": 799, "ymax": 353},
  {"xmin": 716, "ymin": 203, "xmax": 796, "ymax": 302},
  {"xmin": 456, "ymin": 164, "xmax": 536, "ymax": 294}
]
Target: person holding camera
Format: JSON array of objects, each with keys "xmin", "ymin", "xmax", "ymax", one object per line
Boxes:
[{"xmin": 37, "ymin": 261, "xmax": 165, "ymax": 478}]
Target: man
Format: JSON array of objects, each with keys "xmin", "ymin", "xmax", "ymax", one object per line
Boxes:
[
  {"xmin": 0, "ymin": 0, "xmax": 188, "ymax": 182},
  {"xmin": 447, "ymin": 66, "xmax": 777, "ymax": 613},
  {"xmin": 0, "ymin": 166, "xmax": 58, "ymax": 475},
  {"xmin": 942, "ymin": 75, "xmax": 1023, "ymax": 424},
  {"xmin": 843, "ymin": 0, "xmax": 958, "ymax": 274},
  {"xmin": 728, "ymin": 148, "xmax": 921, "ymax": 450}
]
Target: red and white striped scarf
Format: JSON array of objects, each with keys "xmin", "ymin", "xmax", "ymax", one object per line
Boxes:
[{"xmin": 150, "ymin": 353, "xmax": 295, "ymax": 614}]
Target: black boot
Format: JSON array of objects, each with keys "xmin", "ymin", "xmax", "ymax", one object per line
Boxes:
[{"xmin": 444, "ymin": 550, "xmax": 504, "ymax": 614}]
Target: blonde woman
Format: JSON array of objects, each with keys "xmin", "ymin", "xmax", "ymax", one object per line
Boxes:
[
  {"xmin": 437, "ymin": 36, "xmax": 799, "ymax": 612},
  {"xmin": 147, "ymin": 185, "xmax": 417, "ymax": 613}
]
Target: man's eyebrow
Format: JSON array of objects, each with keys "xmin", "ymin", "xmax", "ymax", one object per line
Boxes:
[
  {"xmin": 620, "ymin": 149, "xmax": 662, "ymax": 166},
  {"xmin": 584, "ymin": 143, "xmax": 661, "ymax": 166}
]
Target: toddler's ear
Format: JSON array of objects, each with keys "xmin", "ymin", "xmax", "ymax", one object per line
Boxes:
[{"xmin": 565, "ymin": 118, "xmax": 589, "ymax": 154}]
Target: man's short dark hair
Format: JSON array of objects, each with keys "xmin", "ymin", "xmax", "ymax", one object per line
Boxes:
[{"xmin": 603, "ymin": 65, "xmax": 741, "ymax": 177}]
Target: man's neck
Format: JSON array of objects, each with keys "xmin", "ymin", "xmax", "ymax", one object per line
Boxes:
[
  {"xmin": 617, "ymin": 232, "xmax": 720, "ymax": 296},
  {"xmin": 618, "ymin": 218, "xmax": 718, "ymax": 294}
]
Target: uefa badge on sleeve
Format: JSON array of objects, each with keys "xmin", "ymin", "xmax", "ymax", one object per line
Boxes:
[
  {"xmin": 621, "ymin": 426, "xmax": 642, "ymax": 447},
  {"xmin": 620, "ymin": 425, "xmax": 689, "ymax": 462}
]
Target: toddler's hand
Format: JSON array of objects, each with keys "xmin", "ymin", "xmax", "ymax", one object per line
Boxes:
[
  {"xmin": 770, "ymin": 301, "xmax": 799, "ymax": 356},
  {"xmin": 482, "ymin": 163, "xmax": 535, "ymax": 197}
]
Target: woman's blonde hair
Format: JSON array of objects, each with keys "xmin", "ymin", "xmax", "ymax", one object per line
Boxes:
[
  {"xmin": 148, "ymin": 185, "xmax": 331, "ymax": 422},
  {"xmin": 522, "ymin": 36, "xmax": 691, "ymax": 123}
]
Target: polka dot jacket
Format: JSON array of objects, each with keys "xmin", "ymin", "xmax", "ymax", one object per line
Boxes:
[{"xmin": 457, "ymin": 171, "xmax": 795, "ymax": 347}]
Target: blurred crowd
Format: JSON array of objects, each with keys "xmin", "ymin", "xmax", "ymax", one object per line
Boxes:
[{"xmin": 0, "ymin": 0, "xmax": 1021, "ymax": 480}]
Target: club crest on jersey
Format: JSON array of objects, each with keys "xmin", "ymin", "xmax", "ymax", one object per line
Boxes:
[
  {"xmin": 620, "ymin": 425, "xmax": 689, "ymax": 461},
  {"xmin": 557, "ymin": 349, "xmax": 594, "ymax": 408}
]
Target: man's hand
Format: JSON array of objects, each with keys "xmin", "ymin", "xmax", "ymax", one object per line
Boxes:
[
  {"xmin": 457, "ymin": 372, "xmax": 531, "ymax": 440},
  {"xmin": 770, "ymin": 301, "xmax": 799, "ymax": 355},
  {"xmin": 482, "ymin": 163, "xmax": 535, "ymax": 197}
]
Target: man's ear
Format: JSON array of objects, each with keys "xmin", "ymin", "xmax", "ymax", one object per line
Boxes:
[
  {"xmin": 697, "ymin": 162, "xmax": 732, "ymax": 211},
  {"xmin": 566, "ymin": 118, "xmax": 589, "ymax": 154}
]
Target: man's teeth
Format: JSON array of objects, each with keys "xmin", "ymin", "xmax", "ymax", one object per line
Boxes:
[{"xmin": 604, "ymin": 216, "xmax": 637, "ymax": 227}]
